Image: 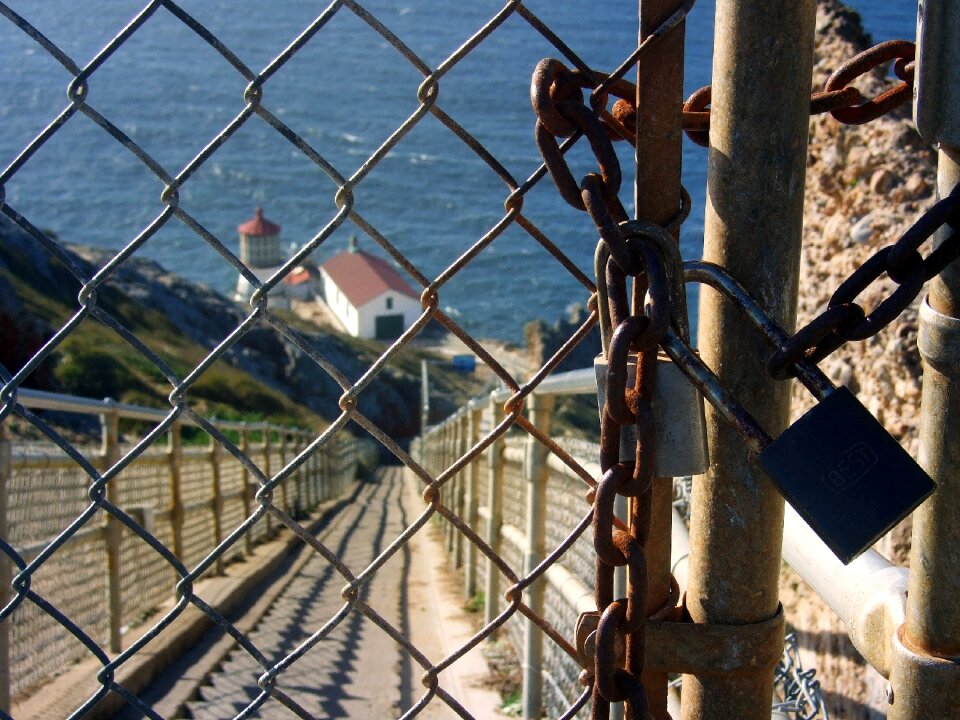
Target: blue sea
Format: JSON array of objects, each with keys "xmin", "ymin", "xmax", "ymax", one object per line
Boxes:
[{"xmin": 0, "ymin": 1, "xmax": 917, "ymax": 343}]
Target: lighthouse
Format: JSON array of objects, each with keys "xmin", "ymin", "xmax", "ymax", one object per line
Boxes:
[{"xmin": 233, "ymin": 207, "xmax": 284, "ymax": 305}]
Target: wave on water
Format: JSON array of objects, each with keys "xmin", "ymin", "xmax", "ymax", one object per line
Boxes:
[{"xmin": 409, "ymin": 153, "xmax": 439, "ymax": 165}]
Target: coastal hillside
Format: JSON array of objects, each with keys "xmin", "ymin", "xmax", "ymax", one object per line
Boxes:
[
  {"xmin": 782, "ymin": 2, "xmax": 938, "ymax": 716},
  {"xmin": 0, "ymin": 215, "xmax": 486, "ymax": 441}
]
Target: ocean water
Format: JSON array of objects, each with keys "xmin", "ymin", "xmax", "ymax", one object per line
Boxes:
[{"xmin": 0, "ymin": 1, "xmax": 917, "ymax": 343}]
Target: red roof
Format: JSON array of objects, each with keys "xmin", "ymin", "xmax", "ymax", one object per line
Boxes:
[
  {"xmin": 283, "ymin": 266, "xmax": 313, "ymax": 286},
  {"xmin": 237, "ymin": 207, "xmax": 281, "ymax": 236},
  {"xmin": 322, "ymin": 250, "xmax": 419, "ymax": 307}
]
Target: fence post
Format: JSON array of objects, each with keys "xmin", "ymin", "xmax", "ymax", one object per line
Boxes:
[
  {"xmin": 484, "ymin": 397, "xmax": 505, "ymax": 631},
  {"xmin": 262, "ymin": 428, "xmax": 273, "ymax": 536},
  {"xmin": 522, "ymin": 393, "xmax": 553, "ymax": 720},
  {"xmin": 321, "ymin": 441, "xmax": 330, "ymax": 501},
  {"xmin": 682, "ymin": 2, "xmax": 815, "ymax": 718},
  {"xmin": 240, "ymin": 426, "xmax": 254, "ymax": 555},
  {"xmin": 453, "ymin": 412, "xmax": 467, "ymax": 569},
  {"xmin": 463, "ymin": 402, "xmax": 482, "ymax": 599},
  {"xmin": 0, "ymin": 424, "xmax": 11, "ymax": 709},
  {"xmin": 311, "ymin": 434, "xmax": 320, "ymax": 508},
  {"xmin": 279, "ymin": 430, "xmax": 289, "ymax": 516},
  {"xmin": 445, "ymin": 420, "xmax": 456, "ymax": 554},
  {"xmin": 101, "ymin": 406, "xmax": 123, "ymax": 653},
  {"xmin": 168, "ymin": 424, "xmax": 184, "ymax": 561},
  {"xmin": 209, "ymin": 436, "xmax": 224, "ymax": 575},
  {"xmin": 299, "ymin": 432, "xmax": 310, "ymax": 511},
  {"xmin": 298, "ymin": 431, "xmax": 308, "ymax": 512}
]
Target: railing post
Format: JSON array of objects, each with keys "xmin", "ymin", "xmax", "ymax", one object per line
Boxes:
[
  {"xmin": 463, "ymin": 402, "xmax": 482, "ymax": 599},
  {"xmin": 300, "ymin": 432, "xmax": 309, "ymax": 509},
  {"xmin": 168, "ymin": 425, "xmax": 184, "ymax": 560},
  {"xmin": 891, "ymin": 6, "xmax": 960, "ymax": 715},
  {"xmin": 453, "ymin": 411, "xmax": 467, "ymax": 569},
  {"xmin": 682, "ymin": 2, "xmax": 815, "ymax": 718},
  {"xmin": 101, "ymin": 406, "xmax": 123, "ymax": 653},
  {"xmin": 240, "ymin": 426, "xmax": 254, "ymax": 555},
  {"xmin": 321, "ymin": 441, "xmax": 330, "ymax": 500},
  {"xmin": 279, "ymin": 430, "xmax": 289, "ymax": 516},
  {"xmin": 209, "ymin": 435, "xmax": 224, "ymax": 575},
  {"xmin": 445, "ymin": 420, "xmax": 456, "ymax": 555},
  {"xmin": 262, "ymin": 428, "xmax": 273, "ymax": 536},
  {"xmin": 484, "ymin": 397, "xmax": 505, "ymax": 631},
  {"xmin": 522, "ymin": 393, "xmax": 553, "ymax": 720},
  {"xmin": 298, "ymin": 431, "xmax": 308, "ymax": 512},
  {"xmin": 0, "ymin": 424, "xmax": 11, "ymax": 710}
]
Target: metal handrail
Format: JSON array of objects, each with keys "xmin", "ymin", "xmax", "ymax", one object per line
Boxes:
[
  {"xmin": 425, "ymin": 364, "xmax": 909, "ymax": 693},
  {"xmin": 14, "ymin": 388, "xmax": 303, "ymax": 433}
]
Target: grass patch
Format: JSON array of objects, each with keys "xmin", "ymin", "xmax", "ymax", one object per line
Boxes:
[{"xmin": 463, "ymin": 591, "xmax": 485, "ymax": 614}]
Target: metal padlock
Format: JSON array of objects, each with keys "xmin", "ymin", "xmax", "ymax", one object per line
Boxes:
[
  {"xmin": 666, "ymin": 262, "xmax": 936, "ymax": 564},
  {"xmin": 594, "ymin": 352, "xmax": 708, "ymax": 477},
  {"xmin": 755, "ymin": 386, "xmax": 934, "ymax": 564},
  {"xmin": 593, "ymin": 220, "xmax": 709, "ymax": 477}
]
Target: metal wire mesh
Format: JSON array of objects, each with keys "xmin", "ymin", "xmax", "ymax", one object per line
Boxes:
[{"xmin": 0, "ymin": 2, "xmax": 637, "ymax": 717}]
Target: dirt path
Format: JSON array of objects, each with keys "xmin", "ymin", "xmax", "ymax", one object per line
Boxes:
[{"xmin": 151, "ymin": 468, "xmax": 501, "ymax": 719}]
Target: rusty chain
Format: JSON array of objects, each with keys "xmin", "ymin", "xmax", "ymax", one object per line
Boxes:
[
  {"xmin": 559, "ymin": 30, "xmax": 956, "ymax": 387},
  {"xmin": 770, "ymin": 182, "xmax": 960, "ymax": 378},
  {"xmin": 530, "ymin": 3, "xmax": 694, "ymax": 711},
  {"xmin": 607, "ymin": 39, "xmax": 917, "ymax": 148}
]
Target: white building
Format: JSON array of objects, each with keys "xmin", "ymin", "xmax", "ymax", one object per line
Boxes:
[{"xmin": 320, "ymin": 237, "xmax": 420, "ymax": 340}]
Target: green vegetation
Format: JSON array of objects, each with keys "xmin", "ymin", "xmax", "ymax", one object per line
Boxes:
[
  {"xmin": 0, "ymin": 232, "xmax": 490, "ymax": 439},
  {"xmin": 463, "ymin": 591, "xmax": 485, "ymax": 614}
]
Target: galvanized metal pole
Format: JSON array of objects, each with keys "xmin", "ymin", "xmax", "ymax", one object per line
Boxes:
[
  {"xmin": 240, "ymin": 426, "xmax": 253, "ymax": 555},
  {"xmin": 420, "ymin": 359, "xmax": 430, "ymax": 467},
  {"xmin": 101, "ymin": 407, "xmax": 123, "ymax": 653},
  {"xmin": 263, "ymin": 429, "xmax": 273, "ymax": 536},
  {"xmin": 484, "ymin": 397, "xmax": 505, "ymax": 631},
  {"xmin": 522, "ymin": 393, "xmax": 553, "ymax": 720},
  {"xmin": 210, "ymin": 436, "xmax": 224, "ymax": 576},
  {"xmin": 681, "ymin": 2, "xmax": 816, "ymax": 718},
  {"xmin": 635, "ymin": 0, "xmax": 686, "ymax": 717},
  {"xmin": 891, "ymin": 3, "xmax": 960, "ymax": 714},
  {"xmin": 464, "ymin": 402, "xmax": 482, "ymax": 599}
]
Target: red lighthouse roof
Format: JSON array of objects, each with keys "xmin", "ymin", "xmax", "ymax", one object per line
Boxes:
[{"xmin": 237, "ymin": 207, "xmax": 281, "ymax": 236}]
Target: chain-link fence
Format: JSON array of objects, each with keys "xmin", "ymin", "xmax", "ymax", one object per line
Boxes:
[
  {"xmin": 1, "ymin": 0, "xmax": 957, "ymax": 719},
  {"xmin": 2, "ymin": 391, "xmax": 367, "ymax": 703},
  {"xmin": 0, "ymin": 3, "xmax": 652, "ymax": 716}
]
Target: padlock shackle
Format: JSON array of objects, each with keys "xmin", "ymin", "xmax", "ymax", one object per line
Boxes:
[
  {"xmin": 595, "ymin": 240, "xmax": 614, "ymax": 355},
  {"xmin": 683, "ymin": 261, "xmax": 835, "ymax": 401},
  {"xmin": 620, "ymin": 220, "xmax": 692, "ymax": 344}
]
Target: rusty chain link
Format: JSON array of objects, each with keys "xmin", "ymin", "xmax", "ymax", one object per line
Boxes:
[
  {"xmin": 770, "ymin": 182, "xmax": 960, "ymax": 378},
  {"xmin": 608, "ymin": 39, "xmax": 917, "ymax": 148}
]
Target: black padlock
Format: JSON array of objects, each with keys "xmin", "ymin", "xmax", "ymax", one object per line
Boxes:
[
  {"xmin": 664, "ymin": 261, "xmax": 936, "ymax": 564},
  {"xmin": 756, "ymin": 386, "xmax": 934, "ymax": 564}
]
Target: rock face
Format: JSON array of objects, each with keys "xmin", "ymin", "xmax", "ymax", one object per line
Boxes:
[
  {"xmin": 784, "ymin": 2, "xmax": 937, "ymax": 716},
  {"xmin": 0, "ymin": 215, "xmax": 469, "ymax": 443}
]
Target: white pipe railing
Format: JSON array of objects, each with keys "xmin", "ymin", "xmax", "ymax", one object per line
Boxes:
[{"xmin": 418, "ymin": 366, "xmax": 911, "ymax": 718}]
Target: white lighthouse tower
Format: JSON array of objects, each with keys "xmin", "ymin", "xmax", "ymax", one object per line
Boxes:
[{"xmin": 234, "ymin": 207, "xmax": 284, "ymax": 305}]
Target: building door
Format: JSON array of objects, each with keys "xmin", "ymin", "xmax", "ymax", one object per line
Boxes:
[{"xmin": 374, "ymin": 314, "xmax": 404, "ymax": 340}]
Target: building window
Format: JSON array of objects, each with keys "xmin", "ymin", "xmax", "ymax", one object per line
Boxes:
[{"xmin": 386, "ymin": 297, "xmax": 393, "ymax": 310}]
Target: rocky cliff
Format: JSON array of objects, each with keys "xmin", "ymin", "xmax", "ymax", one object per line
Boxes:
[
  {"xmin": 0, "ymin": 215, "xmax": 484, "ymax": 444},
  {"xmin": 782, "ymin": 2, "xmax": 938, "ymax": 717}
]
